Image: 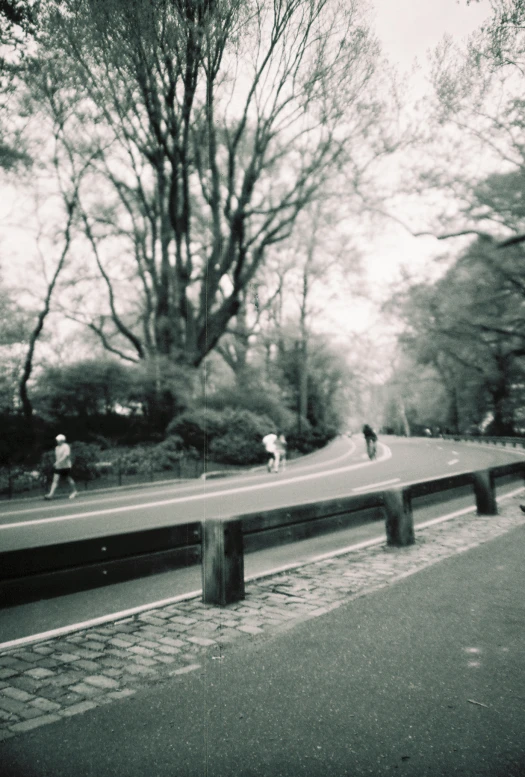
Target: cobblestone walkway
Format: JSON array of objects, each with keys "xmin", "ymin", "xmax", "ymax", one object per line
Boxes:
[{"xmin": 1, "ymin": 497, "xmax": 524, "ymax": 742}]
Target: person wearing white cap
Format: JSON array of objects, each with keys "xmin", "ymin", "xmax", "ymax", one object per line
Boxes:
[{"xmin": 45, "ymin": 434, "xmax": 77, "ymax": 500}]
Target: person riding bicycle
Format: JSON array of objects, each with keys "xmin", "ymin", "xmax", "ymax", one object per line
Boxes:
[{"xmin": 362, "ymin": 424, "xmax": 378, "ymax": 460}]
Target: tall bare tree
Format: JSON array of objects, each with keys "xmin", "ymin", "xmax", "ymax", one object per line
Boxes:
[{"xmin": 29, "ymin": 0, "xmax": 384, "ymax": 367}]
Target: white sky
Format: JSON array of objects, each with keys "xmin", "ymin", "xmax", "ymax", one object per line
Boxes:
[
  {"xmin": 353, "ymin": 0, "xmax": 493, "ymax": 298},
  {"xmin": 372, "ymin": 0, "xmax": 491, "ymax": 70}
]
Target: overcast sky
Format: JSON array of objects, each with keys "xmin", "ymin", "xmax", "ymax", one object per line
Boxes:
[
  {"xmin": 352, "ymin": 0, "xmax": 494, "ymax": 299},
  {"xmin": 373, "ymin": 0, "xmax": 491, "ymax": 69}
]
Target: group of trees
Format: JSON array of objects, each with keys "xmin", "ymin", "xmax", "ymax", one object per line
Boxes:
[
  {"xmin": 7, "ymin": 1, "xmax": 525, "ymax": 453},
  {"xmin": 0, "ymin": 0, "xmax": 398, "ymax": 461},
  {"xmin": 381, "ymin": 1, "xmax": 525, "ymax": 436}
]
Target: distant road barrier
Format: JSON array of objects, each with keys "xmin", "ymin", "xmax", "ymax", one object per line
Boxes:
[
  {"xmin": 443, "ymin": 433, "xmax": 525, "ymax": 448},
  {"xmin": 1, "ymin": 460, "xmax": 524, "ymax": 609}
]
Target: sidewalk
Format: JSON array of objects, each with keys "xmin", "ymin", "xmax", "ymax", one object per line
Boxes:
[{"xmin": 1, "ymin": 496, "xmax": 524, "ymax": 775}]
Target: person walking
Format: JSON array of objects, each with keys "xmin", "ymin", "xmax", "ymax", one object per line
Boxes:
[
  {"xmin": 45, "ymin": 434, "xmax": 78, "ymax": 500},
  {"xmin": 262, "ymin": 432, "xmax": 278, "ymax": 473}
]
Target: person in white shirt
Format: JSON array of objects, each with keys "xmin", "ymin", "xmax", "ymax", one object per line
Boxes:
[
  {"xmin": 45, "ymin": 434, "xmax": 78, "ymax": 500},
  {"xmin": 262, "ymin": 432, "xmax": 278, "ymax": 473}
]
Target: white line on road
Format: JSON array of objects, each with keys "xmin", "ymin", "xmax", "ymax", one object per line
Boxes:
[
  {"xmin": 447, "ymin": 458, "xmax": 460, "ymax": 465},
  {"xmin": 0, "ymin": 439, "xmax": 359, "ymax": 520},
  {"xmin": 0, "ymin": 443, "xmax": 391, "ymax": 531},
  {"xmin": 352, "ymin": 478, "xmax": 400, "ymax": 492}
]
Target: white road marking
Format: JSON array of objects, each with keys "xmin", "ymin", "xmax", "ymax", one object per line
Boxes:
[
  {"xmin": 352, "ymin": 478, "xmax": 400, "ymax": 492},
  {"xmin": 0, "ymin": 443, "xmax": 391, "ymax": 531},
  {"xmin": 0, "ymin": 439, "xmax": 358, "ymax": 520},
  {"xmin": 447, "ymin": 458, "xmax": 460, "ymax": 465}
]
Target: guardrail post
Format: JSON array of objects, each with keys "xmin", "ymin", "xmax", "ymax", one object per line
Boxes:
[
  {"xmin": 383, "ymin": 488, "xmax": 415, "ymax": 547},
  {"xmin": 202, "ymin": 518, "xmax": 245, "ymax": 606},
  {"xmin": 472, "ymin": 469, "xmax": 497, "ymax": 515}
]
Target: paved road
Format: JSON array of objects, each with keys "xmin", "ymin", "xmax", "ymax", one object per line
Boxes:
[
  {"xmin": 1, "ymin": 497, "xmax": 524, "ymax": 776},
  {"xmin": 1, "ymin": 436, "xmax": 523, "ymax": 550},
  {"xmin": 1, "ymin": 436, "xmax": 524, "ymax": 644}
]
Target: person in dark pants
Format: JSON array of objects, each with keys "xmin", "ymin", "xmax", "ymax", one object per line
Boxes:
[
  {"xmin": 45, "ymin": 434, "xmax": 77, "ymax": 499},
  {"xmin": 362, "ymin": 424, "xmax": 378, "ymax": 460}
]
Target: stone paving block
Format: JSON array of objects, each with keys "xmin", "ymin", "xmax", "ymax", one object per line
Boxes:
[
  {"xmin": 1, "ymin": 687, "xmax": 35, "ymax": 702},
  {"xmin": 122, "ymin": 664, "xmax": 156, "ymax": 677},
  {"xmin": 0, "ymin": 669, "xmax": 18, "ymax": 680},
  {"xmin": 155, "ymin": 645, "xmax": 180, "ymax": 656},
  {"xmin": 109, "ymin": 638, "xmax": 136, "ymax": 648},
  {"xmin": 83, "ymin": 675, "xmax": 119, "ymax": 690},
  {"xmin": 186, "ymin": 636, "xmax": 216, "ymax": 647},
  {"xmin": 130, "ymin": 655, "xmax": 157, "ymax": 667},
  {"xmin": 31, "ymin": 646, "xmax": 54, "ymax": 656},
  {"xmin": 101, "ymin": 668, "xmax": 122, "ymax": 678},
  {"xmin": 12, "ymin": 651, "xmax": 41, "ymax": 664},
  {"xmin": 0, "ymin": 658, "xmax": 31, "ymax": 672},
  {"xmin": 51, "ymin": 652, "xmax": 81, "ymax": 664},
  {"xmin": 81, "ymin": 641, "xmax": 107, "ymax": 652},
  {"xmin": 9, "ymin": 714, "xmax": 61, "ymax": 733},
  {"xmin": 24, "ymin": 667, "xmax": 56, "ymax": 679},
  {"xmin": 153, "ymin": 655, "xmax": 177, "ymax": 665},
  {"xmin": 129, "ymin": 645, "xmax": 156, "ymax": 657},
  {"xmin": 29, "ymin": 697, "xmax": 61, "ymax": 713},
  {"xmin": 105, "ymin": 689, "xmax": 135, "ymax": 701},
  {"xmin": 169, "ymin": 664, "xmax": 201, "ymax": 677},
  {"xmin": 69, "ymin": 682, "xmax": 102, "ymax": 697},
  {"xmin": 55, "ymin": 692, "xmax": 84, "ymax": 707},
  {"xmin": 75, "ymin": 660, "xmax": 101, "ymax": 672},
  {"xmin": 159, "ymin": 637, "xmax": 185, "ymax": 648},
  {"xmin": 237, "ymin": 625, "xmax": 264, "ymax": 635},
  {"xmin": 59, "ymin": 701, "xmax": 98, "ymax": 718},
  {"xmin": 0, "ymin": 697, "xmax": 41, "ymax": 718}
]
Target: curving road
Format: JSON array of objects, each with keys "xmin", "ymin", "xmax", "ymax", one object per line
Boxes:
[{"xmin": 1, "ymin": 435, "xmax": 524, "ymax": 645}]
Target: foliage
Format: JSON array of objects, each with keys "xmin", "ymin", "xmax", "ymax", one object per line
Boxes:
[
  {"xmin": 286, "ymin": 425, "xmax": 337, "ymax": 454},
  {"xmin": 166, "ymin": 408, "xmax": 229, "ymax": 453},
  {"xmin": 208, "ymin": 434, "xmax": 266, "ymax": 466},
  {"xmin": 204, "ymin": 371, "xmax": 295, "ymax": 433},
  {"xmin": 20, "ymin": 0, "xmax": 386, "ymax": 370},
  {"xmin": 391, "ymin": 234, "xmax": 525, "ymax": 435},
  {"xmin": 33, "ymin": 359, "xmax": 134, "ymax": 421}
]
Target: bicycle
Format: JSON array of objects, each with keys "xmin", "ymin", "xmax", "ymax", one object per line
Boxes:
[{"xmin": 366, "ymin": 438, "xmax": 377, "ymax": 460}]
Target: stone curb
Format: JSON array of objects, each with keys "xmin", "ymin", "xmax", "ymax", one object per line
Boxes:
[{"xmin": 0, "ymin": 496, "xmax": 524, "ymax": 742}]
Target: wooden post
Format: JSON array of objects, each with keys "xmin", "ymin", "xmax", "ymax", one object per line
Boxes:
[
  {"xmin": 202, "ymin": 518, "xmax": 245, "ymax": 606},
  {"xmin": 472, "ymin": 469, "xmax": 497, "ymax": 515},
  {"xmin": 383, "ymin": 488, "xmax": 415, "ymax": 547}
]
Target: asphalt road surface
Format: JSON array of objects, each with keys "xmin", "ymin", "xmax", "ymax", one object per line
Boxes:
[
  {"xmin": 1, "ymin": 436, "xmax": 524, "ymax": 645},
  {"xmin": 2, "ymin": 521, "xmax": 524, "ymax": 777}
]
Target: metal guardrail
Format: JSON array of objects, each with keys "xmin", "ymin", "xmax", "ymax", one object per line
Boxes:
[
  {"xmin": 1, "ymin": 460, "xmax": 524, "ymax": 609},
  {"xmin": 442, "ymin": 434, "xmax": 525, "ymax": 447}
]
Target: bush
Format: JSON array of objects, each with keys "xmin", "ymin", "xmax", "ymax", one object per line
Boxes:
[
  {"xmin": 206, "ymin": 409, "xmax": 274, "ymax": 465},
  {"xmin": 208, "ymin": 434, "xmax": 267, "ymax": 466},
  {"xmin": 286, "ymin": 425, "xmax": 336, "ymax": 454},
  {"xmin": 166, "ymin": 408, "xmax": 227, "ymax": 451}
]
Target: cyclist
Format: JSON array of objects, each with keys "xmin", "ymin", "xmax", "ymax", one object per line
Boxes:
[{"xmin": 362, "ymin": 424, "xmax": 378, "ymax": 460}]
